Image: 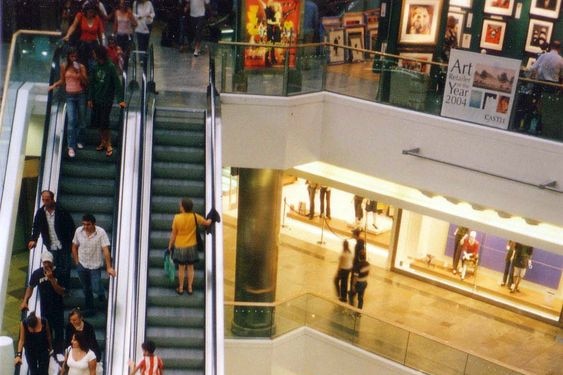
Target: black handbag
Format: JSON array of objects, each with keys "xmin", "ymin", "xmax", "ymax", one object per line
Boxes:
[{"xmin": 193, "ymin": 213, "xmax": 204, "ymax": 252}]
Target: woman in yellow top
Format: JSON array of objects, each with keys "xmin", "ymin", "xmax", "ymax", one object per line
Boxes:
[{"xmin": 168, "ymin": 198, "xmax": 211, "ymax": 295}]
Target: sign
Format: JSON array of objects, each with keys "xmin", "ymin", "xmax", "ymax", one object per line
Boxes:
[{"xmin": 441, "ymin": 50, "xmax": 521, "ymax": 129}]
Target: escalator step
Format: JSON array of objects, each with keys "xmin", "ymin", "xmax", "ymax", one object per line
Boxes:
[
  {"xmin": 151, "ymin": 178, "xmax": 205, "ymax": 198},
  {"xmin": 153, "ymin": 146, "xmax": 205, "ymax": 164},
  {"xmin": 69, "ymin": 213, "xmax": 113, "ymax": 232},
  {"xmin": 59, "ymin": 177, "xmax": 116, "ymax": 196},
  {"xmin": 148, "ymin": 292, "xmax": 204, "ymax": 308},
  {"xmin": 148, "ymin": 269, "xmax": 205, "ymax": 288},
  {"xmin": 150, "ymin": 196, "xmax": 204, "ymax": 215},
  {"xmin": 58, "ymin": 195, "xmax": 115, "ymax": 214},
  {"xmin": 61, "ymin": 162, "xmax": 117, "ymax": 179},
  {"xmin": 146, "ymin": 335, "xmax": 204, "ymax": 349},
  {"xmin": 146, "ymin": 306, "xmax": 204, "ymax": 328},
  {"xmin": 153, "ymin": 352, "xmax": 204, "ymax": 370},
  {"xmin": 152, "ymin": 162, "xmax": 204, "ymax": 180},
  {"xmin": 154, "ymin": 129, "xmax": 204, "ymax": 147}
]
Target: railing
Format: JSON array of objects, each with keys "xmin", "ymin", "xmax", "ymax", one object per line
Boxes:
[
  {"xmin": 205, "ymin": 48, "xmax": 225, "ymax": 375},
  {"xmin": 225, "ymin": 293, "xmax": 528, "ymax": 375},
  {"xmin": 214, "ymin": 41, "xmax": 563, "ymax": 143}
]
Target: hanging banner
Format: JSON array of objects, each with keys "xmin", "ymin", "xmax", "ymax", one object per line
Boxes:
[
  {"xmin": 440, "ymin": 49, "xmax": 521, "ymax": 129},
  {"xmin": 243, "ymin": 0, "xmax": 301, "ymax": 69}
]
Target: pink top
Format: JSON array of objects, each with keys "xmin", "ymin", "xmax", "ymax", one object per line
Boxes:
[{"xmin": 65, "ymin": 66, "xmax": 84, "ymax": 94}]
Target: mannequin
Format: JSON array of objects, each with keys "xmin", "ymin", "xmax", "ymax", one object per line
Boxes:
[
  {"xmin": 451, "ymin": 226, "xmax": 469, "ymax": 274},
  {"xmin": 353, "ymin": 195, "xmax": 364, "ymax": 226},
  {"xmin": 306, "ymin": 180, "xmax": 318, "ymax": 219},
  {"xmin": 365, "ymin": 199, "xmax": 378, "ymax": 229},
  {"xmin": 459, "ymin": 231, "xmax": 480, "ymax": 280}
]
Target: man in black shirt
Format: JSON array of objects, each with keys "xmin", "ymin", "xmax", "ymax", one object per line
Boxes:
[
  {"xmin": 349, "ymin": 248, "xmax": 370, "ymax": 310},
  {"xmin": 20, "ymin": 251, "xmax": 66, "ymax": 353}
]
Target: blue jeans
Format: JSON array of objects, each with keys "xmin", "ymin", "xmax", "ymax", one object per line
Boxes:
[
  {"xmin": 76, "ymin": 263, "xmax": 104, "ymax": 309},
  {"xmin": 65, "ymin": 92, "xmax": 86, "ymax": 149}
]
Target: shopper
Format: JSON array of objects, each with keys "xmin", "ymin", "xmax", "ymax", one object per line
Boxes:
[
  {"xmin": 88, "ymin": 44, "xmax": 126, "ymax": 157},
  {"xmin": 14, "ymin": 312, "xmax": 52, "ymax": 375},
  {"xmin": 65, "ymin": 308, "xmax": 101, "ymax": 361},
  {"xmin": 530, "ymin": 40, "xmax": 562, "ymax": 85},
  {"xmin": 501, "ymin": 240, "xmax": 515, "ymax": 287},
  {"xmin": 334, "ymin": 239, "xmax": 353, "ymax": 303},
  {"xmin": 168, "ymin": 198, "xmax": 212, "ymax": 295},
  {"xmin": 133, "ymin": 0, "xmax": 155, "ymax": 65},
  {"xmin": 27, "ymin": 190, "xmax": 76, "ymax": 289},
  {"xmin": 20, "ymin": 251, "xmax": 66, "ymax": 354},
  {"xmin": 72, "ymin": 213, "xmax": 117, "ymax": 313},
  {"xmin": 62, "ymin": 331, "xmax": 97, "ymax": 375},
  {"xmin": 129, "ymin": 340, "xmax": 164, "ymax": 375},
  {"xmin": 113, "ymin": 0, "xmax": 137, "ymax": 63},
  {"xmin": 189, "ymin": 0, "xmax": 211, "ymax": 56},
  {"xmin": 348, "ymin": 248, "xmax": 370, "ymax": 310},
  {"xmin": 510, "ymin": 243, "xmax": 533, "ymax": 293},
  {"xmin": 63, "ymin": 1, "xmax": 105, "ymax": 69},
  {"xmin": 49, "ymin": 48, "xmax": 88, "ymax": 158},
  {"xmin": 451, "ymin": 226, "xmax": 469, "ymax": 275}
]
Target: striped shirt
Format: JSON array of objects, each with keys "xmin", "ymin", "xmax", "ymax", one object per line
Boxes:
[
  {"xmin": 137, "ymin": 355, "xmax": 164, "ymax": 375},
  {"xmin": 353, "ymin": 260, "xmax": 370, "ymax": 282}
]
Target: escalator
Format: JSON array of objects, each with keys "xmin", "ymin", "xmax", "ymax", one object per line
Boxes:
[{"xmin": 145, "ymin": 107, "xmax": 207, "ymax": 374}]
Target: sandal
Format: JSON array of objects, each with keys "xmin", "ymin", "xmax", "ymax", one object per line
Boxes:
[
  {"xmin": 175, "ymin": 288, "xmax": 184, "ymax": 295},
  {"xmin": 96, "ymin": 144, "xmax": 105, "ymax": 151},
  {"xmin": 105, "ymin": 147, "xmax": 113, "ymax": 157}
]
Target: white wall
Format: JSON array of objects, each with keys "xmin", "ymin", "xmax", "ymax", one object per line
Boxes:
[
  {"xmin": 221, "ymin": 93, "xmax": 563, "ymax": 231},
  {"xmin": 225, "ymin": 327, "xmax": 423, "ymax": 375}
]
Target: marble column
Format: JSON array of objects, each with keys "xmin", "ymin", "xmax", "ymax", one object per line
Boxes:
[{"xmin": 232, "ymin": 168, "xmax": 282, "ymax": 336}]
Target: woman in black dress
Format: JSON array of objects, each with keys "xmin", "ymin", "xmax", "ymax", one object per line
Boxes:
[{"xmin": 14, "ymin": 312, "xmax": 52, "ymax": 375}]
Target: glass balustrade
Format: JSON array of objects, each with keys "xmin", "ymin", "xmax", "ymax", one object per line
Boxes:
[
  {"xmin": 213, "ymin": 42, "xmax": 562, "ymax": 143},
  {"xmin": 225, "ymin": 293, "xmax": 524, "ymax": 375}
]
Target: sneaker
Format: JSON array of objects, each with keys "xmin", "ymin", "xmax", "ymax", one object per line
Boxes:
[
  {"xmin": 193, "ymin": 49, "xmax": 200, "ymax": 57},
  {"xmin": 77, "ymin": 143, "xmax": 84, "ymax": 149},
  {"xmin": 68, "ymin": 148, "xmax": 75, "ymax": 158}
]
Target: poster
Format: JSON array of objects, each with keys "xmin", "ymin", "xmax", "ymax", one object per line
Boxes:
[
  {"xmin": 244, "ymin": 0, "xmax": 301, "ymax": 69},
  {"xmin": 440, "ymin": 50, "xmax": 521, "ymax": 129}
]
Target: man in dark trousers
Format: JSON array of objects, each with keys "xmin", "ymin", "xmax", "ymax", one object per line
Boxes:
[
  {"xmin": 349, "ymin": 247, "xmax": 370, "ymax": 311},
  {"xmin": 20, "ymin": 251, "xmax": 66, "ymax": 353},
  {"xmin": 28, "ymin": 190, "xmax": 75, "ymax": 288}
]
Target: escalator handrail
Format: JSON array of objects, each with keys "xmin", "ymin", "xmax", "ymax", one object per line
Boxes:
[{"xmin": 204, "ymin": 46, "xmax": 225, "ymax": 375}]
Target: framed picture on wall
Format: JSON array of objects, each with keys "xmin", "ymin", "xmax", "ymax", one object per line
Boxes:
[
  {"xmin": 342, "ymin": 12, "xmax": 364, "ymax": 27},
  {"xmin": 450, "ymin": 0, "xmax": 472, "ymax": 7},
  {"xmin": 399, "ymin": 0, "xmax": 443, "ymax": 45},
  {"xmin": 364, "ymin": 9, "xmax": 380, "ymax": 29},
  {"xmin": 322, "ymin": 16, "xmax": 341, "ymax": 31},
  {"xmin": 399, "ymin": 52, "xmax": 433, "ymax": 74},
  {"xmin": 525, "ymin": 19, "xmax": 553, "ymax": 53},
  {"xmin": 480, "ymin": 19, "xmax": 506, "ymax": 51},
  {"xmin": 448, "ymin": 11, "xmax": 465, "ymax": 46},
  {"xmin": 346, "ymin": 26, "xmax": 365, "ymax": 62},
  {"xmin": 328, "ymin": 28, "xmax": 346, "ymax": 64},
  {"xmin": 484, "ymin": 0, "xmax": 515, "ymax": 16},
  {"xmin": 530, "ymin": 0, "xmax": 562, "ymax": 19},
  {"xmin": 368, "ymin": 29, "xmax": 379, "ymax": 51}
]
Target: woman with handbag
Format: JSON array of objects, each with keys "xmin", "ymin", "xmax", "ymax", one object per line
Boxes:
[
  {"xmin": 168, "ymin": 198, "xmax": 212, "ymax": 295},
  {"xmin": 61, "ymin": 331, "xmax": 97, "ymax": 375}
]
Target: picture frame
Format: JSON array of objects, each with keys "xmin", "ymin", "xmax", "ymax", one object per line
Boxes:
[
  {"xmin": 368, "ymin": 29, "xmax": 379, "ymax": 51},
  {"xmin": 525, "ymin": 57, "xmax": 536, "ymax": 70},
  {"xmin": 399, "ymin": 0, "xmax": 442, "ymax": 45},
  {"xmin": 399, "ymin": 53, "xmax": 433, "ymax": 75},
  {"xmin": 328, "ymin": 28, "xmax": 346, "ymax": 64},
  {"xmin": 448, "ymin": 11, "xmax": 465, "ymax": 47},
  {"xmin": 479, "ymin": 19, "xmax": 506, "ymax": 51},
  {"xmin": 346, "ymin": 26, "xmax": 365, "ymax": 62},
  {"xmin": 484, "ymin": 0, "xmax": 515, "ymax": 16},
  {"xmin": 321, "ymin": 16, "xmax": 341, "ymax": 31},
  {"xmin": 530, "ymin": 0, "xmax": 561, "ymax": 19},
  {"xmin": 364, "ymin": 9, "xmax": 380, "ymax": 29},
  {"xmin": 449, "ymin": 0, "xmax": 472, "ymax": 7},
  {"xmin": 525, "ymin": 19, "xmax": 553, "ymax": 54},
  {"xmin": 342, "ymin": 12, "xmax": 364, "ymax": 27}
]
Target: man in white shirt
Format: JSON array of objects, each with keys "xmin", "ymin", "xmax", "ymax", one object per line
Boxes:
[
  {"xmin": 189, "ymin": 0, "xmax": 210, "ymax": 56},
  {"xmin": 72, "ymin": 213, "xmax": 116, "ymax": 313},
  {"xmin": 530, "ymin": 40, "xmax": 563, "ymax": 84}
]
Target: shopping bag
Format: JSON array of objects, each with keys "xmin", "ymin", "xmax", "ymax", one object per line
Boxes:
[
  {"xmin": 48, "ymin": 355, "xmax": 61, "ymax": 375},
  {"xmin": 163, "ymin": 249, "xmax": 176, "ymax": 283}
]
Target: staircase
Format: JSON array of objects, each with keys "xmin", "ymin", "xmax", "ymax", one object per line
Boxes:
[
  {"xmin": 146, "ymin": 108, "xmax": 206, "ymax": 375},
  {"xmin": 56, "ymin": 114, "xmax": 122, "ymax": 357}
]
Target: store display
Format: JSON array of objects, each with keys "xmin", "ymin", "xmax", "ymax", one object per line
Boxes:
[
  {"xmin": 484, "ymin": 0, "xmax": 515, "ymax": 17},
  {"xmin": 525, "ymin": 18, "xmax": 553, "ymax": 54},
  {"xmin": 399, "ymin": 0, "xmax": 442, "ymax": 45},
  {"xmin": 480, "ymin": 19, "xmax": 507, "ymax": 51},
  {"xmin": 530, "ymin": 0, "xmax": 561, "ymax": 19},
  {"xmin": 328, "ymin": 28, "xmax": 345, "ymax": 64},
  {"xmin": 346, "ymin": 26, "xmax": 365, "ymax": 62}
]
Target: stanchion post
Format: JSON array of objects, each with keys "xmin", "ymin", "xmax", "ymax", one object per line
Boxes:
[
  {"xmin": 317, "ymin": 216, "xmax": 326, "ymax": 245},
  {"xmin": 282, "ymin": 197, "xmax": 290, "ymax": 229}
]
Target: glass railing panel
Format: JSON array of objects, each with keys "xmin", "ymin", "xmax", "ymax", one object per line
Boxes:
[
  {"xmin": 10, "ymin": 34, "xmax": 61, "ymax": 82},
  {"xmin": 273, "ymin": 294, "xmax": 308, "ymax": 337},
  {"xmin": 303, "ymin": 294, "xmax": 359, "ymax": 343},
  {"xmin": 224, "ymin": 304, "xmax": 276, "ymax": 338},
  {"xmin": 353, "ymin": 313, "xmax": 409, "ymax": 363},
  {"xmin": 465, "ymin": 355, "xmax": 521, "ymax": 375},
  {"xmin": 404, "ymin": 333, "xmax": 468, "ymax": 375}
]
